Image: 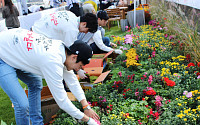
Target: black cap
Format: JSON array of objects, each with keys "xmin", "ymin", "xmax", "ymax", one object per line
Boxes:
[
  {"xmin": 67, "ymin": 40, "xmax": 93, "ymax": 65},
  {"xmin": 97, "ymin": 10, "xmax": 109, "ymax": 20}
]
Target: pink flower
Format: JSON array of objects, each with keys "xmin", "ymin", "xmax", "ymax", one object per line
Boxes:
[
  {"xmin": 155, "ymin": 100, "xmax": 162, "ymax": 107},
  {"xmin": 186, "ymin": 92, "xmax": 192, "ymax": 98},
  {"xmin": 118, "ymin": 71, "xmax": 122, "ymax": 77},
  {"xmin": 169, "ymin": 35, "xmax": 174, "ymax": 40},
  {"xmin": 124, "ymin": 34, "xmax": 133, "ymax": 44},
  {"xmin": 138, "ymin": 119, "xmax": 142, "ymax": 125},
  {"xmin": 197, "ymin": 75, "xmax": 200, "ymax": 79},
  {"xmin": 148, "ymin": 75, "xmax": 153, "ymax": 85},
  {"xmin": 155, "ymin": 95, "xmax": 163, "ymax": 101},
  {"xmin": 183, "ymin": 91, "xmax": 193, "ymax": 98},
  {"xmin": 164, "ymin": 34, "xmax": 168, "ymax": 38},
  {"xmin": 156, "ymin": 71, "xmax": 160, "ymax": 75},
  {"xmin": 125, "ymin": 26, "xmax": 128, "ymax": 29},
  {"xmin": 136, "ymin": 55, "xmax": 139, "ymax": 60},
  {"xmin": 136, "ymin": 24, "xmax": 140, "ymax": 29},
  {"xmin": 147, "ymin": 87, "xmax": 153, "ymax": 90},
  {"xmin": 135, "ymin": 92, "xmax": 139, "ymax": 96},
  {"xmin": 152, "ymin": 51, "xmax": 156, "ymax": 57},
  {"xmin": 163, "ymin": 27, "xmax": 168, "ymax": 31}
]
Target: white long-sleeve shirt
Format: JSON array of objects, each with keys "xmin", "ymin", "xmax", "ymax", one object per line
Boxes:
[
  {"xmin": 32, "ymin": 11, "xmax": 79, "ymax": 47},
  {"xmin": 0, "ymin": 28, "xmax": 85, "ymax": 119},
  {"xmin": 87, "ymin": 28, "xmax": 113, "ymax": 52}
]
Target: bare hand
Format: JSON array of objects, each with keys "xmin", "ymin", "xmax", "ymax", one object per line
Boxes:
[{"xmin": 84, "ymin": 109, "xmax": 100, "ymax": 121}]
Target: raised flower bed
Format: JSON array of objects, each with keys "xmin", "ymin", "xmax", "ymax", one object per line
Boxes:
[{"xmin": 51, "ymin": 23, "xmax": 200, "ymax": 124}]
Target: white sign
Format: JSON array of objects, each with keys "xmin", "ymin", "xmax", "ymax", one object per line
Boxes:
[{"xmin": 166, "ymin": 0, "xmax": 200, "ymax": 9}]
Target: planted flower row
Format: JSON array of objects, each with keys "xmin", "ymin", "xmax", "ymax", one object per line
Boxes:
[{"xmin": 52, "ymin": 24, "xmax": 200, "ymax": 125}]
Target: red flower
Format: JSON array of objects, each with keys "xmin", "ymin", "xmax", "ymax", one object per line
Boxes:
[
  {"xmin": 92, "ymin": 102, "xmax": 98, "ymax": 106},
  {"xmin": 154, "ymin": 112, "xmax": 159, "ymax": 120},
  {"xmin": 164, "ymin": 18, "xmax": 167, "ymax": 20},
  {"xmin": 142, "ymin": 98, "xmax": 145, "ymax": 101},
  {"xmin": 186, "ymin": 54, "xmax": 191, "ymax": 61},
  {"xmin": 124, "ymin": 113, "xmax": 129, "ymax": 118},
  {"xmin": 187, "ymin": 62, "xmax": 195, "ymax": 67},
  {"xmin": 146, "ymin": 89, "xmax": 156, "ymax": 95},
  {"xmin": 163, "ymin": 77, "xmax": 175, "ymax": 87},
  {"xmin": 196, "ymin": 72, "xmax": 200, "ymax": 76},
  {"xmin": 149, "ymin": 108, "xmax": 154, "ymax": 115},
  {"xmin": 197, "ymin": 62, "xmax": 200, "ymax": 67}
]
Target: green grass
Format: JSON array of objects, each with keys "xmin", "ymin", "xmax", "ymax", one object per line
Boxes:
[
  {"xmin": 105, "ymin": 25, "xmax": 124, "ymax": 37},
  {"xmin": 0, "ymin": 25, "xmax": 122, "ymax": 125},
  {"xmin": 0, "ymin": 79, "xmax": 47, "ymax": 125},
  {"xmin": 0, "ymin": 80, "xmax": 26, "ymax": 125}
]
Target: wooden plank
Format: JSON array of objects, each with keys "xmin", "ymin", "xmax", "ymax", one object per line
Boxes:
[
  {"xmin": 93, "ymin": 70, "xmax": 111, "ymax": 84},
  {"xmin": 25, "ymin": 86, "xmax": 77, "ymax": 101},
  {"xmin": 84, "ymin": 67, "xmax": 103, "ymax": 76},
  {"xmin": 83, "ymin": 59, "xmax": 103, "ymax": 68}
]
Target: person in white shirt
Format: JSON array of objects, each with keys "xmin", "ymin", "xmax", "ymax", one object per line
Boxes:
[
  {"xmin": 0, "ymin": 28, "xmax": 100, "ymax": 125},
  {"xmin": 78, "ymin": 10, "xmax": 122, "ymax": 54},
  {"xmin": 48, "ymin": 0, "xmax": 54, "ymax": 8},
  {"xmin": 28, "ymin": 5, "xmax": 44, "ymax": 13},
  {"xmin": 66, "ymin": 0, "xmax": 80, "ymax": 16},
  {"xmin": 32, "ymin": 11, "xmax": 98, "ymax": 79}
]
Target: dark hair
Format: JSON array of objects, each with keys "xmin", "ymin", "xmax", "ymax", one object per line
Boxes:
[
  {"xmin": 65, "ymin": 40, "xmax": 93, "ymax": 65},
  {"xmin": 40, "ymin": 6, "xmax": 44, "ymax": 10},
  {"xmin": 97, "ymin": 10, "xmax": 109, "ymax": 20},
  {"xmin": 80, "ymin": 13, "xmax": 98, "ymax": 33},
  {"xmin": 4, "ymin": 0, "xmax": 14, "ymax": 14}
]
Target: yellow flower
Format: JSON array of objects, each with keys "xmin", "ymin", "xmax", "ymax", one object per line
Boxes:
[
  {"xmin": 184, "ymin": 118, "xmax": 187, "ymax": 121},
  {"xmin": 178, "ymin": 103, "xmax": 182, "ymax": 106}
]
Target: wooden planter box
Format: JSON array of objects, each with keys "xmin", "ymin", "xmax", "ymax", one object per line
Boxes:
[{"xmin": 24, "ymin": 86, "xmax": 76, "ymax": 124}]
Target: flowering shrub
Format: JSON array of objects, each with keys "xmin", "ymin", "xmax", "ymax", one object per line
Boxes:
[{"xmin": 53, "ymin": 24, "xmax": 200, "ymax": 124}]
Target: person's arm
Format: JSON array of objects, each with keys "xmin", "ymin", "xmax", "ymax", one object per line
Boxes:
[
  {"xmin": 2, "ymin": 8, "xmax": 6, "ymax": 18},
  {"xmin": 63, "ymin": 69, "xmax": 100, "ymax": 121},
  {"xmin": 92, "ymin": 30, "xmax": 113, "ymax": 52},
  {"xmin": 41, "ymin": 61, "xmax": 85, "ymax": 120}
]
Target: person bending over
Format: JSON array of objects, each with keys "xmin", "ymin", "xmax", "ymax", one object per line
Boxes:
[
  {"xmin": 0, "ymin": 28, "xmax": 100, "ymax": 125},
  {"xmin": 32, "ymin": 11, "xmax": 98, "ymax": 79}
]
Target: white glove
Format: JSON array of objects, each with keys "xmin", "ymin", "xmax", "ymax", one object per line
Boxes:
[
  {"xmin": 77, "ymin": 69, "xmax": 87, "ymax": 79},
  {"xmin": 114, "ymin": 49, "xmax": 123, "ymax": 55},
  {"xmin": 87, "ymin": 118, "xmax": 100, "ymax": 125}
]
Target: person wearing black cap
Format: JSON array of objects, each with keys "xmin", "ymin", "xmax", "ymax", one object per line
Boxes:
[
  {"xmin": 78, "ymin": 10, "xmax": 123, "ymax": 54},
  {"xmin": 0, "ymin": 28, "xmax": 100, "ymax": 125},
  {"xmin": 32, "ymin": 10, "xmax": 98, "ymax": 79}
]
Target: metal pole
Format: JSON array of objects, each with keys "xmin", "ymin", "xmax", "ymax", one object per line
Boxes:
[{"xmin": 133, "ymin": 0, "xmax": 137, "ymax": 27}]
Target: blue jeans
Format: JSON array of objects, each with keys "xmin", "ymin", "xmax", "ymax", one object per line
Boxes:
[
  {"xmin": 90, "ymin": 37, "xmax": 111, "ymax": 54},
  {"xmin": 0, "ymin": 59, "xmax": 43, "ymax": 125}
]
